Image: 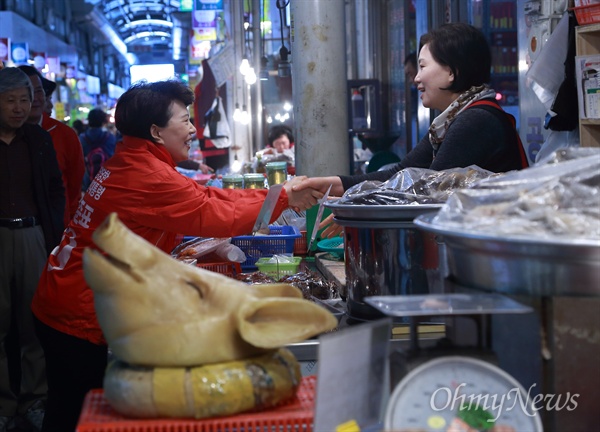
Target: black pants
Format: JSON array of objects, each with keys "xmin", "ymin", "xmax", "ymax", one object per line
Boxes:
[{"xmin": 34, "ymin": 318, "xmax": 107, "ymax": 432}]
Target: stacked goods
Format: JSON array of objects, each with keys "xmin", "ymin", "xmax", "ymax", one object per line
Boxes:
[{"xmin": 83, "ymin": 214, "xmax": 337, "ymax": 419}]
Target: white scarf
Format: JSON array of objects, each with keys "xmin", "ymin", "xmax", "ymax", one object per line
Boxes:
[{"xmin": 428, "ymin": 85, "xmax": 497, "ymax": 150}]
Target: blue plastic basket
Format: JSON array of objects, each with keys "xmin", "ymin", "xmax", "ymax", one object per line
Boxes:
[{"xmin": 231, "ymin": 226, "xmax": 302, "ymax": 270}]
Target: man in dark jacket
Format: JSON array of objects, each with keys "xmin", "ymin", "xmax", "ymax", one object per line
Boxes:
[{"xmin": 0, "ymin": 67, "xmax": 64, "ymax": 431}]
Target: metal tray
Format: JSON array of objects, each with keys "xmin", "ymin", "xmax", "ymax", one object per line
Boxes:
[
  {"xmin": 325, "ymin": 201, "xmax": 442, "ymax": 221},
  {"xmin": 365, "ymin": 293, "xmax": 533, "ymax": 317},
  {"xmin": 414, "ymin": 213, "xmax": 600, "ymax": 297}
]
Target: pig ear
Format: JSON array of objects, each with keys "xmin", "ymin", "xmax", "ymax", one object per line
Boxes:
[{"xmin": 237, "ymin": 298, "xmax": 338, "ymax": 348}]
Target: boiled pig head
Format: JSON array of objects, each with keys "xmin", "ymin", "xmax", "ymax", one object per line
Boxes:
[{"xmin": 83, "ymin": 213, "xmax": 337, "ymax": 367}]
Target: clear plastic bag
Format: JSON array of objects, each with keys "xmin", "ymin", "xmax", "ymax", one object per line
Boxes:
[
  {"xmin": 171, "ymin": 237, "xmax": 232, "ymax": 260},
  {"xmin": 431, "ymin": 148, "xmax": 600, "ymax": 240},
  {"xmin": 339, "ymin": 165, "xmax": 495, "ymax": 205}
]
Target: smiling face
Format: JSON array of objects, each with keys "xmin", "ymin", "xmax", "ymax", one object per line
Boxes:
[
  {"xmin": 0, "ymin": 87, "xmax": 32, "ymax": 133},
  {"xmin": 151, "ymin": 100, "xmax": 196, "ymax": 163},
  {"xmin": 414, "ymin": 44, "xmax": 459, "ymax": 112}
]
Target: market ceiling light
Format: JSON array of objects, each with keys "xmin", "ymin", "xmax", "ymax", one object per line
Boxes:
[
  {"xmin": 245, "ymin": 67, "xmax": 257, "ymax": 85},
  {"xmin": 123, "ymin": 19, "xmax": 173, "ymax": 30},
  {"xmin": 233, "ymin": 103, "xmax": 242, "ymax": 122},
  {"xmin": 239, "ymin": 58, "xmax": 250, "ymax": 76},
  {"xmin": 123, "ymin": 31, "xmax": 171, "ymax": 44}
]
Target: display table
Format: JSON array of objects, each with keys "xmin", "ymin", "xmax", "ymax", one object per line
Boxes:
[{"xmin": 77, "ymin": 376, "xmax": 316, "ymax": 432}]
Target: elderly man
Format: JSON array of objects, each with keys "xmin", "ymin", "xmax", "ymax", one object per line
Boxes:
[
  {"xmin": 0, "ymin": 67, "xmax": 65, "ymax": 431},
  {"xmin": 18, "ymin": 65, "xmax": 85, "ymax": 227}
]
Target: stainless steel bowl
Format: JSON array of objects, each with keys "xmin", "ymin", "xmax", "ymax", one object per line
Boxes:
[
  {"xmin": 414, "ymin": 213, "xmax": 600, "ymax": 297},
  {"xmin": 325, "ymin": 201, "xmax": 442, "ymax": 221}
]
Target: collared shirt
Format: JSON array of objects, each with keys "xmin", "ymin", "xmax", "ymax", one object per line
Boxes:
[{"xmin": 0, "ymin": 128, "xmax": 39, "ymax": 218}]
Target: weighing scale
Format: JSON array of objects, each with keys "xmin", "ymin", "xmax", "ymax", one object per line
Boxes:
[{"xmin": 365, "ymin": 293, "xmax": 545, "ymax": 432}]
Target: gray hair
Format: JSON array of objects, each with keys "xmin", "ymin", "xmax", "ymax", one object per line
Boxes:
[{"xmin": 0, "ymin": 67, "xmax": 34, "ymax": 100}]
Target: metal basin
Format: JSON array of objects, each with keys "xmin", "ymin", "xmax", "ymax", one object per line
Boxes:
[
  {"xmin": 414, "ymin": 213, "xmax": 600, "ymax": 297},
  {"xmin": 335, "ymin": 217, "xmax": 447, "ymax": 320}
]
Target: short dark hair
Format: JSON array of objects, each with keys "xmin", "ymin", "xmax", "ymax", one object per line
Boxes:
[
  {"xmin": 88, "ymin": 108, "xmax": 108, "ymax": 128},
  {"xmin": 268, "ymin": 125, "xmax": 294, "ymax": 146},
  {"xmin": 115, "ymin": 79, "xmax": 194, "ymax": 141},
  {"xmin": 419, "ymin": 23, "xmax": 491, "ymax": 93}
]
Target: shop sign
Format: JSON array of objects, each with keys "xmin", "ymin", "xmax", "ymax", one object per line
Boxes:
[
  {"xmin": 32, "ymin": 51, "xmax": 46, "ymax": 69},
  {"xmin": 192, "ymin": 9, "xmax": 216, "ymax": 28},
  {"xmin": 189, "ymin": 29, "xmax": 213, "ymax": 63},
  {"xmin": 54, "ymin": 102, "xmax": 66, "ymax": 122},
  {"xmin": 47, "ymin": 56, "xmax": 61, "ymax": 74},
  {"xmin": 180, "ymin": 0, "xmax": 193, "ymax": 11},
  {"xmin": 194, "ymin": 0, "xmax": 223, "ymax": 11},
  {"xmin": 10, "ymin": 42, "xmax": 28, "ymax": 65},
  {"xmin": 0, "ymin": 38, "xmax": 9, "ymax": 62}
]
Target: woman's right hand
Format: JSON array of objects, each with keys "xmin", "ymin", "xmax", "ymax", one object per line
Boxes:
[{"xmin": 292, "ymin": 176, "xmax": 344, "ymax": 197}]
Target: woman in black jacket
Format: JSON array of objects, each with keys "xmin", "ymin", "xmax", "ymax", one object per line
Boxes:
[{"xmin": 295, "ymin": 23, "xmax": 528, "ymax": 199}]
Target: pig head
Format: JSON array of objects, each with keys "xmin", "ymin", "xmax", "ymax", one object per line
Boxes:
[{"xmin": 83, "ymin": 213, "xmax": 338, "ymax": 367}]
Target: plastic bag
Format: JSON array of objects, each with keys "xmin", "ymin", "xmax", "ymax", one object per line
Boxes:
[
  {"xmin": 431, "ymin": 148, "xmax": 600, "ymax": 240},
  {"xmin": 339, "ymin": 166, "xmax": 495, "ymax": 205},
  {"xmin": 172, "ymin": 237, "xmax": 231, "ymax": 260},
  {"xmin": 204, "ymin": 96, "xmax": 231, "ymax": 148}
]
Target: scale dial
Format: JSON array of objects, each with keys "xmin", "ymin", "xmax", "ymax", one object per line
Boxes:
[{"xmin": 385, "ymin": 356, "xmax": 543, "ymax": 432}]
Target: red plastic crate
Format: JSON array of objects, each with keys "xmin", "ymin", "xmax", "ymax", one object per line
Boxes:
[
  {"xmin": 77, "ymin": 375, "xmax": 316, "ymax": 432},
  {"xmin": 294, "ymin": 231, "xmax": 308, "ymax": 256},
  {"xmin": 196, "ymin": 261, "xmax": 242, "ymax": 278},
  {"xmin": 572, "ymin": 3, "xmax": 600, "ymax": 25}
]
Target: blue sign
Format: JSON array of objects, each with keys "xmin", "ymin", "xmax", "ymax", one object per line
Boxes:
[
  {"xmin": 194, "ymin": 0, "xmax": 223, "ymax": 11},
  {"xmin": 11, "ymin": 42, "xmax": 29, "ymax": 65}
]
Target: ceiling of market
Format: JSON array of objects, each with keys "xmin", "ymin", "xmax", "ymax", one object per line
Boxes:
[{"xmin": 76, "ymin": 0, "xmax": 191, "ymax": 65}]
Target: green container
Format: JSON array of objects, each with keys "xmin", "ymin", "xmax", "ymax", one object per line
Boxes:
[
  {"xmin": 265, "ymin": 161, "xmax": 288, "ymax": 186},
  {"xmin": 306, "ymin": 204, "xmax": 333, "ymax": 252},
  {"xmin": 222, "ymin": 174, "xmax": 244, "ymax": 189},
  {"xmin": 243, "ymin": 173, "xmax": 266, "ymax": 189}
]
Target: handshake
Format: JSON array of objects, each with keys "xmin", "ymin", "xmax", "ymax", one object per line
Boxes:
[{"xmin": 282, "ymin": 175, "xmax": 345, "ymax": 238}]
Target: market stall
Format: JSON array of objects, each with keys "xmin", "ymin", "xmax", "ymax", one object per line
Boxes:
[{"xmin": 76, "ymin": 149, "xmax": 599, "ymax": 431}]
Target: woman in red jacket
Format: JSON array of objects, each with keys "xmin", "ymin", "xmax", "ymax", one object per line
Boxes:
[{"xmin": 31, "ymin": 79, "xmax": 320, "ymax": 432}]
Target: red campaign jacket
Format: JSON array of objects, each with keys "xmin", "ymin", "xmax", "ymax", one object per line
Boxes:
[
  {"xmin": 42, "ymin": 114, "xmax": 85, "ymax": 226},
  {"xmin": 32, "ymin": 136, "xmax": 288, "ymax": 345}
]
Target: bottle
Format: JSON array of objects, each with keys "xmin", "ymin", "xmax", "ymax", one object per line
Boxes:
[{"xmin": 255, "ymin": 153, "xmax": 266, "ymax": 173}]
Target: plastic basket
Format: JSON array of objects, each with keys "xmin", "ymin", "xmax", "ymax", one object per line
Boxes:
[
  {"xmin": 294, "ymin": 230, "xmax": 308, "ymax": 255},
  {"xmin": 255, "ymin": 256, "xmax": 303, "ymax": 278},
  {"xmin": 572, "ymin": 3, "xmax": 600, "ymax": 25},
  {"xmin": 196, "ymin": 261, "xmax": 242, "ymax": 278},
  {"xmin": 231, "ymin": 226, "xmax": 301, "ymax": 270},
  {"xmin": 317, "ymin": 237, "xmax": 345, "ymax": 260},
  {"xmin": 76, "ymin": 375, "xmax": 316, "ymax": 432}
]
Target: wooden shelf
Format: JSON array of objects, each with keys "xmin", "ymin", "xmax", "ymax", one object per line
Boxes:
[
  {"xmin": 581, "ymin": 118, "xmax": 600, "ymax": 126},
  {"xmin": 576, "ymin": 24, "xmax": 600, "ymax": 147}
]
